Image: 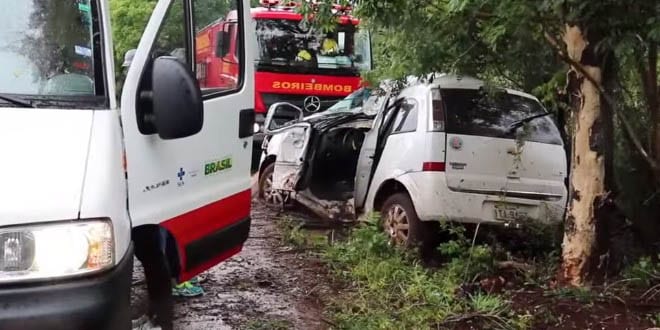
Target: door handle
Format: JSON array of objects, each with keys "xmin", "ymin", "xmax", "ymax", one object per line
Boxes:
[{"xmin": 238, "ymin": 109, "xmax": 255, "ymax": 138}]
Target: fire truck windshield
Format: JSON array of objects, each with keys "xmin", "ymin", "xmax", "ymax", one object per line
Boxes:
[
  {"xmin": 255, "ymin": 19, "xmax": 371, "ymax": 76},
  {"xmin": 0, "ymin": 0, "xmax": 104, "ymax": 103}
]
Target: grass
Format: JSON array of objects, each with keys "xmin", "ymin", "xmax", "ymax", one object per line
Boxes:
[
  {"xmin": 272, "ymin": 214, "xmax": 656, "ymax": 329},
  {"xmin": 546, "ymin": 286, "xmax": 596, "ymax": 304},
  {"xmin": 318, "ymin": 219, "xmax": 530, "ymax": 330},
  {"xmin": 621, "ymin": 256, "xmax": 660, "ymax": 287},
  {"xmin": 275, "ymin": 216, "xmax": 307, "ymax": 248},
  {"xmin": 648, "ymin": 312, "xmax": 660, "ymax": 327},
  {"xmin": 244, "ymin": 318, "xmax": 292, "ymax": 330},
  {"xmin": 275, "ymin": 216, "xmax": 327, "ymax": 250}
]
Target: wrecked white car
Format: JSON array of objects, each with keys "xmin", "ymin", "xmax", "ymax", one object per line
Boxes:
[{"xmin": 258, "ymin": 76, "xmax": 568, "ymax": 247}]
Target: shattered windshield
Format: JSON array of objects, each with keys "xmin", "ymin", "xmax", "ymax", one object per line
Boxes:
[
  {"xmin": 325, "ymin": 88, "xmax": 372, "ymax": 113},
  {"xmin": 0, "ymin": 0, "xmax": 104, "ymax": 101},
  {"xmin": 255, "ymin": 19, "xmax": 370, "ymax": 76}
]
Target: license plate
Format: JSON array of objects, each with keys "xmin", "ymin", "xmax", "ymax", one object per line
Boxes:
[{"xmin": 494, "ymin": 205, "xmax": 523, "ymax": 221}]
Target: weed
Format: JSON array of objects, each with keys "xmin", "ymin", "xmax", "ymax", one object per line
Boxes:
[
  {"xmin": 469, "ymin": 292, "xmax": 509, "ymax": 315},
  {"xmin": 547, "ymin": 286, "xmax": 595, "ymax": 304},
  {"xmin": 275, "ymin": 216, "xmax": 326, "ymax": 250},
  {"xmin": 622, "ymin": 256, "xmax": 660, "ymax": 287},
  {"xmin": 244, "ymin": 318, "xmax": 292, "ymax": 330},
  {"xmin": 648, "ymin": 312, "xmax": 660, "ymax": 326},
  {"xmin": 321, "ymin": 222, "xmax": 528, "ymax": 329},
  {"xmin": 509, "ymin": 312, "xmax": 534, "ymax": 329},
  {"xmin": 522, "ymin": 251, "xmax": 560, "ymax": 288},
  {"xmin": 277, "ymin": 217, "xmax": 306, "ymax": 248}
]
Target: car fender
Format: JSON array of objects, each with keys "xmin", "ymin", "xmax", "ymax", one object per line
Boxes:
[
  {"xmin": 364, "ymin": 170, "xmax": 424, "ymax": 217},
  {"xmin": 265, "ymin": 133, "xmax": 284, "ymax": 160}
]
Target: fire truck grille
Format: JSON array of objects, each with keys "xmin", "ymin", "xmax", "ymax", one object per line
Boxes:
[{"xmin": 261, "ymin": 93, "xmax": 344, "ymax": 115}]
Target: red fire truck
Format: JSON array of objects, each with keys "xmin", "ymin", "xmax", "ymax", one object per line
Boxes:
[{"xmin": 195, "ymin": 0, "xmax": 372, "ymax": 170}]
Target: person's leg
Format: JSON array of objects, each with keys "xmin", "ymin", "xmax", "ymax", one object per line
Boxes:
[{"xmin": 133, "ymin": 227, "xmax": 174, "ymax": 330}]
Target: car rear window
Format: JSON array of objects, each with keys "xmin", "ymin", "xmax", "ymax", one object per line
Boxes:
[{"xmin": 440, "ymin": 88, "xmax": 563, "ymax": 145}]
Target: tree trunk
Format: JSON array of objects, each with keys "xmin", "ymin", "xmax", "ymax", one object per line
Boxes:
[
  {"xmin": 559, "ymin": 25, "xmax": 608, "ymax": 287},
  {"xmin": 642, "ymin": 45, "xmax": 660, "ymax": 166}
]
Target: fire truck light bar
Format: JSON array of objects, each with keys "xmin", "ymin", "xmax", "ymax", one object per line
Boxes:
[
  {"xmin": 259, "ymin": 0, "xmax": 354, "ymax": 14},
  {"xmin": 260, "ymin": 0, "xmax": 281, "ymax": 7}
]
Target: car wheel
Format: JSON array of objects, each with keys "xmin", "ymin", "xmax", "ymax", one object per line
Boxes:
[
  {"xmin": 259, "ymin": 162, "xmax": 286, "ymax": 208},
  {"xmin": 381, "ymin": 193, "xmax": 436, "ymax": 251}
]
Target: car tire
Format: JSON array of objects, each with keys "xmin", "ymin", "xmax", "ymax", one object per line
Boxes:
[
  {"xmin": 258, "ymin": 162, "xmax": 287, "ymax": 209},
  {"xmin": 381, "ymin": 193, "xmax": 438, "ymax": 254}
]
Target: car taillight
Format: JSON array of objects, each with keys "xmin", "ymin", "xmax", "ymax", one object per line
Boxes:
[
  {"xmin": 430, "ymin": 90, "xmax": 445, "ymax": 132},
  {"xmin": 423, "ymin": 162, "xmax": 445, "ymax": 172}
]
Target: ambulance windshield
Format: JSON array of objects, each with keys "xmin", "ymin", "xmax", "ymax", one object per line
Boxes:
[
  {"xmin": 255, "ymin": 19, "xmax": 371, "ymax": 76},
  {"xmin": 0, "ymin": 0, "xmax": 104, "ymax": 104}
]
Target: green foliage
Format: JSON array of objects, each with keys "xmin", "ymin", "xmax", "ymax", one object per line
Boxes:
[
  {"xmin": 622, "ymin": 256, "xmax": 660, "ymax": 287},
  {"xmin": 193, "ymin": 0, "xmax": 237, "ymax": 30},
  {"xmin": 353, "ymin": 0, "xmax": 563, "ymax": 92},
  {"xmin": 245, "ymin": 318, "xmax": 292, "ymax": 330},
  {"xmin": 648, "ymin": 312, "xmax": 660, "ymax": 327},
  {"xmin": 547, "ymin": 286, "xmax": 595, "ymax": 304},
  {"xmin": 469, "ymin": 292, "xmax": 509, "ymax": 315},
  {"xmin": 110, "ymin": 0, "xmax": 155, "ymax": 69},
  {"xmin": 275, "ymin": 216, "xmax": 308, "ymax": 248},
  {"xmin": 322, "ymin": 222, "xmax": 525, "ymax": 329},
  {"xmin": 110, "ymin": 0, "xmax": 240, "ymax": 85}
]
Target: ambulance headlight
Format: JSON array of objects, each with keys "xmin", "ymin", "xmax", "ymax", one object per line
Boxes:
[
  {"xmin": 0, "ymin": 219, "xmax": 114, "ymax": 283},
  {"xmin": 254, "ymin": 122, "xmax": 262, "ymax": 133}
]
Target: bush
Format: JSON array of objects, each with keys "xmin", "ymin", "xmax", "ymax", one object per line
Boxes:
[{"xmin": 322, "ymin": 221, "xmax": 528, "ymax": 329}]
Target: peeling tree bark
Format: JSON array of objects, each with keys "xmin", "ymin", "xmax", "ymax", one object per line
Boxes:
[{"xmin": 559, "ymin": 25, "xmax": 607, "ymax": 287}]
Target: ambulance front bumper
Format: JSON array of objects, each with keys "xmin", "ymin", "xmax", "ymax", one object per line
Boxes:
[{"xmin": 0, "ymin": 243, "xmax": 134, "ymax": 330}]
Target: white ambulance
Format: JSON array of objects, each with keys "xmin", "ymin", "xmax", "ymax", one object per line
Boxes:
[{"xmin": 0, "ymin": 0, "xmax": 254, "ymax": 329}]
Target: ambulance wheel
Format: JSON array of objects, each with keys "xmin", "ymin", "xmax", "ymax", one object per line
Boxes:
[
  {"xmin": 381, "ymin": 193, "xmax": 438, "ymax": 255},
  {"xmin": 259, "ymin": 163, "xmax": 288, "ymax": 209}
]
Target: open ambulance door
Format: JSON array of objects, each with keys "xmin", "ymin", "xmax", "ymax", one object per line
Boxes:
[{"xmin": 120, "ymin": 0, "xmax": 255, "ymax": 281}]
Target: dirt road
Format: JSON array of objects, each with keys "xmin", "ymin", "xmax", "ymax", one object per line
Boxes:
[{"xmin": 131, "ymin": 201, "xmax": 330, "ymax": 330}]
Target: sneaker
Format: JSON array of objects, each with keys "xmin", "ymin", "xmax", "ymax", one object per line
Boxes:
[
  {"xmin": 189, "ymin": 275, "xmax": 207, "ymax": 285},
  {"xmin": 172, "ymin": 281, "xmax": 204, "ymax": 297}
]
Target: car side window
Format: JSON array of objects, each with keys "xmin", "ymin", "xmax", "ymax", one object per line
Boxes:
[
  {"xmin": 391, "ymin": 98, "xmax": 418, "ymax": 134},
  {"xmin": 193, "ymin": 0, "xmax": 243, "ymax": 96}
]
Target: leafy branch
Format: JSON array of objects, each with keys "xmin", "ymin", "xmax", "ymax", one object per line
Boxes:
[{"xmin": 543, "ymin": 30, "xmax": 660, "ymax": 177}]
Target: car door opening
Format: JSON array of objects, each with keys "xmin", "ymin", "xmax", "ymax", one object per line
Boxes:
[{"xmin": 306, "ymin": 126, "xmax": 369, "ymax": 201}]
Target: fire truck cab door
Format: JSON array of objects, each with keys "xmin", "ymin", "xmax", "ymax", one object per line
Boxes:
[{"xmin": 120, "ymin": 0, "xmax": 255, "ymax": 281}]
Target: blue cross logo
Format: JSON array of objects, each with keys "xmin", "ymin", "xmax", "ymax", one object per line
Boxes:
[{"xmin": 177, "ymin": 168, "xmax": 186, "ymax": 181}]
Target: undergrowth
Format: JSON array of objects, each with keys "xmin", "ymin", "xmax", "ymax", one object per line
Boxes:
[
  {"xmin": 244, "ymin": 318, "xmax": 292, "ymax": 330},
  {"xmin": 272, "ymin": 213, "xmax": 658, "ymax": 329},
  {"xmin": 321, "ymin": 219, "xmax": 532, "ymax": 329},
  {"xmin": 621, "ymin": 256, "xmax": 660, "ymax": 287}
]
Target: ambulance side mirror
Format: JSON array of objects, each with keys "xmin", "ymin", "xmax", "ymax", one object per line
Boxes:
[{"xmin": 148, "ymin": 56, "xmax": 203, "ymax": 140}]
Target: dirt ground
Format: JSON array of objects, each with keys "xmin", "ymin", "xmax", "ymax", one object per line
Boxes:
[{"xmin": 131, "ymin": 200, "xmax": 332, "ymax": 330}]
